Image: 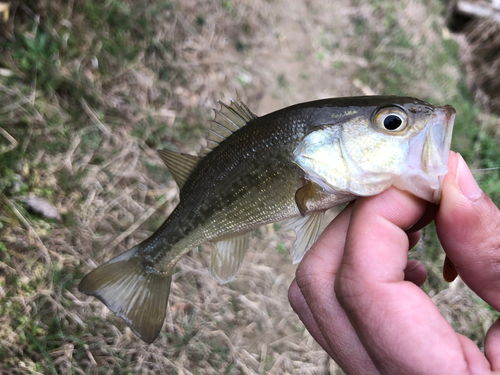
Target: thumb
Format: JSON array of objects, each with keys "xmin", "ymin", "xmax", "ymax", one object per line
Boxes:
[{"xmin": 436, "ymin": 151, "xmax": 500, "ymax": 311}]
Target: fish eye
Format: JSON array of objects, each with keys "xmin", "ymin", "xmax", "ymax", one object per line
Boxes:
[{"xmin": 374, "ymin": 107, "xmax": 408, "ymax": 133}]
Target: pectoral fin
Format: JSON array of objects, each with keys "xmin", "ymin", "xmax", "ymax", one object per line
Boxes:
[
  {"xmin": 79, "ymin": 246, "xmax": 172, "ymax": 344},
  {"xmin": 209, "ymin": 233, "xmax": 250, "ymax": 283},
  {"xmin": 295, "ymin": 180, "xmax": 313, "ymax": 217},
  {"xmin": 283, "ymin": 211, "xmax": 324, "ymax": 264},
  {"xmin": 295, "ymin": 178, "xmax": 356, "ymax": 216}
]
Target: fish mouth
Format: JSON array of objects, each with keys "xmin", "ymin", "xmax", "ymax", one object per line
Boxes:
[
  {"xmin": 393, "ymin": 104, "xmax": 456, "ymax": 203},
  {"xmin": 428, "ymin": 105, "xmax": 456, "ymax": 176}
]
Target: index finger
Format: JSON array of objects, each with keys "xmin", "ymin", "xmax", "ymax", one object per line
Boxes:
[{"xmin": 334, "ymin": 187, "xmax": 486, "ymax": 374}]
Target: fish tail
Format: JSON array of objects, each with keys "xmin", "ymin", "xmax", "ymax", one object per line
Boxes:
[{"xmin": 78, "ymin": 245, "xmax": 172, "ymax": 344}]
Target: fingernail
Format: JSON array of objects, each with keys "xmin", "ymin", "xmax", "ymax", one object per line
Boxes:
[{"xmin": 456, "ymin": 153, "xmax": 482, "ymax": 201}]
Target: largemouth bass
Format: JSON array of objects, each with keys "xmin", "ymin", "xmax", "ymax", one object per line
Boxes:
[{"xmin": 79, "ymin": 96, "xmax": 456, "ymax": 343}]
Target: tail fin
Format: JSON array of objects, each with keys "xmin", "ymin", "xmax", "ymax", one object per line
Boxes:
[{"xmin": 79, "ymin": 246, "xmax": 172, "ymax": 344}]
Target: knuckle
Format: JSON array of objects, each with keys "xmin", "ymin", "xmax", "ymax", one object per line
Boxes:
[
  {"xmin": 334, "ymin": 265, "xmax": 362, "ymax": 310},
  {"xmin": 295, "ymin": 262, "xmax": 313, "ymax": 290},
  {"xmin": 295, "ymin": 249, "xmax": 336, "ymax": 291},
  {"xmin": 287, "ymin": 281, "xmax": 300, "ymax": 309}
]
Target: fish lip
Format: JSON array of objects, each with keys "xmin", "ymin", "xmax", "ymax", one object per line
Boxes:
[
  {"xmin": 393, "ymin": 104, "xmax": 456, "ymax": 203},
  {"xmin": 441, "ymin": 104, "xmax": 457, "ymax": 116},
  {"xmin": 433, "ymin": 104, "xmax": 456, "ymax": 162},
  {"xmin": 435, "ymin": 105, "xmax": 456, "ymax": 126},
  {"xmin": 428, "ymin": 104, "xmax": 456, "ymax": 202},
  {"xmin": 434, "ymin": 105, "xmax": 456, "ymax": 127}
]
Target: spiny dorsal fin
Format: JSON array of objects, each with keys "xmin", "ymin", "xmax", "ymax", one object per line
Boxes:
[
  {"xmin": 79, "ymin": 245, "xmax": 172, "ymax": 344},
  {"xmin": 199, "ymin": 99, "xmax": 258, "ymax": 156},
  {"xmin": 282, "ymin": 211, "xmax": 325, "ymax": 264},
  {"xmin": 158, "ymin": 150, "xmax": 200, "ymax": 189},
  {"xmin": 209, "ymin": 232, "xmax": 250, "ymax": 283}
]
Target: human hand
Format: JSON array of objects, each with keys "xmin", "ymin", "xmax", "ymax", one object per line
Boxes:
[{"xmin": 288, "ymin": 152, "xmax": 500, "ymax": 375}]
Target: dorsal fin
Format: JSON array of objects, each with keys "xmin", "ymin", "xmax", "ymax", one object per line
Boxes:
[
  {"xmin": 199, "ymin": 99, "xmax": 258, "ymax": 156},
  {"xmin": 157, "ymin": 150, "xmax": 200, "ymax": 189}
]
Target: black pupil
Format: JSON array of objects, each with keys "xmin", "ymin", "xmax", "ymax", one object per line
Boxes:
[{"xmin": 384, "ymin": 115, "xmax": 402, "ymax": 130}]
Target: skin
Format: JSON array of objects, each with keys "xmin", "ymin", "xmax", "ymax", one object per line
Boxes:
[{"xmin": 288, "ymin": 151, "xmax": 500, "ymax": 375}]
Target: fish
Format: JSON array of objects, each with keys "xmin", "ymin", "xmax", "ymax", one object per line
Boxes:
[{"xmin": 79, "ymin": 96, "xmax": 456, "ymax": 343}]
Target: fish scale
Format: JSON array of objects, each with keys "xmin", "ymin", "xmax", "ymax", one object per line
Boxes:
[
  {"xmin": 148, "ymin": 115, "xmax": 306, "ymax": 256},
  {"xmin": 78, "ymin": 96, "xmax": 456, "ymax": 343}
]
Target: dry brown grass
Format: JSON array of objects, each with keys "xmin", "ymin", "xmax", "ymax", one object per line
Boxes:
[
  {"xmin": 460, "ymin": 17, "xmax": 500, "ymax": 113},
  {"xmin": 0, "ymin": 0, "xmax": 335, "ymax": 373},
  {"xmin": 0, "ymin": 0, "xmax": 498, "ymax": 374}
]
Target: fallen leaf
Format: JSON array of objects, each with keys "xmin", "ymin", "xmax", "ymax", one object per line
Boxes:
[{"xmin": 24, "ymin": 196, "xmax": 62, "ymax": 222}]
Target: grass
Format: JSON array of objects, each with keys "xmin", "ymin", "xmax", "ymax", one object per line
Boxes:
[{"xmin": 0, "ymin": 0, "xmax": 499, "ymax": 373}]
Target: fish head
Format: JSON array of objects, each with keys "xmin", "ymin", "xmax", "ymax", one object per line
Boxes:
[{"xmin": 293, "ymin": 97, "xmax": 456, "ymax": 203}]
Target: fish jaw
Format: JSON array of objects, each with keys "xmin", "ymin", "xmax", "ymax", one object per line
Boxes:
[{"xmin": 392, "ymin": 105, "xmax": 456, "ymax": 203}]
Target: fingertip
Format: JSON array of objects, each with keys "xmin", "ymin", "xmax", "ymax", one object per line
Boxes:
[
  {"xmin": 408, "ymin": 231, "xmax": 421, "ymax": 250},
  {"xmin": 456, "ymin": 333, "xmax": 493, "ymax": 373},
  {"xmin": 404, "ymin": 260, "xmax": 427, "ymax": 286},
  {"xmin": 456, "ymin": 153, "xmax": 483, "ymax": 202},
  {"xmin": 437, "ymin": 150, "xmax": 495, "ymax": 255},
  {"xmin": 440, "ymin": 151, "xmax": 486, "ymax": 208},
  {"xmin": 485, "ymin": 318, "xmax": 500, "ymax": 371},
  {"xmin": 437, "ymin": 152, "xmax": 500, "ymax": 311}
]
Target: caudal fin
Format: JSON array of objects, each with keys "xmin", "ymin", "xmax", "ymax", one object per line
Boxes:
[{"xmin": 79, "ymin": 246, "xmax": 172, "ymax": 344}]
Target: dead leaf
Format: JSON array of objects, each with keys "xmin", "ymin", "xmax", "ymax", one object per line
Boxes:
[
  {"xmin": 24, "ymin": 196, "xmax": 62, "ymax": 222},
  {"xmin": 0, "ymin": 3, "xmax": 9, "ymax": 22}
]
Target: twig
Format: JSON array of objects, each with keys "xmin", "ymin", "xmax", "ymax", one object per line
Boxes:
[
  {"xmin": 0, "ymin": 96, "xmax": 30, "ymax": 114},
  {"xmin": 0, "ymin": 126, "xmax": 18, "ymax": 154},
  {"xmin": 352, "ymin": 78, "xmax": 376, "ymax": 96},
  {"xmin": 21, "ymin": 122, "xmax": 33, "ymax": 154},
  {"xmin": 2, "ymin": 195, "xmax": 52, "ymax": 267},
  {"xmin": 80, "ymin": 98, "xmax": 112, "ymax": 136}
]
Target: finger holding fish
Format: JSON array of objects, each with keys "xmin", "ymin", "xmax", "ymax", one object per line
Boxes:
[
  {"xmin": 289, "ymin": 202, "xmax": 426, "ymax": 354},
  {"xmin": 290, "ymin": 203, "xmax": 380, "ymax": 374},
  {"xmin": 436, "ymin": 152, "xmax": 500, "ymax": 371},
  {"xmin": 291, "ymin": 153, "xmax": 500, "ymax": 374},
  {"xmin": 437, "ymin": 152, "xmax": 500, "ymax": 312}
]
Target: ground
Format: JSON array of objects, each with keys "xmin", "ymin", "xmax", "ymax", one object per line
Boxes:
[{"xmin": 1, "ymin": 0, "xmax": 500, "ymax": 374}]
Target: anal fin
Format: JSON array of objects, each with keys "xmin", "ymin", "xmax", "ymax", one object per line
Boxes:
[
  {"xmin": 79, "ymin": 245, "xmax": 172, "ymax": 344},
  {"xmin": 209, "ymin": 233, "xmax": 250, "ymax": 283},
  {"xmin": 282, "ymin": 212, "xmax": 325, "ymax": 264}
]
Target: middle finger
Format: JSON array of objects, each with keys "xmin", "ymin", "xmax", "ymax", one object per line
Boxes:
[{"xmin": 291, "ymin": 204, "xmax": 379, "ymax": 374}]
